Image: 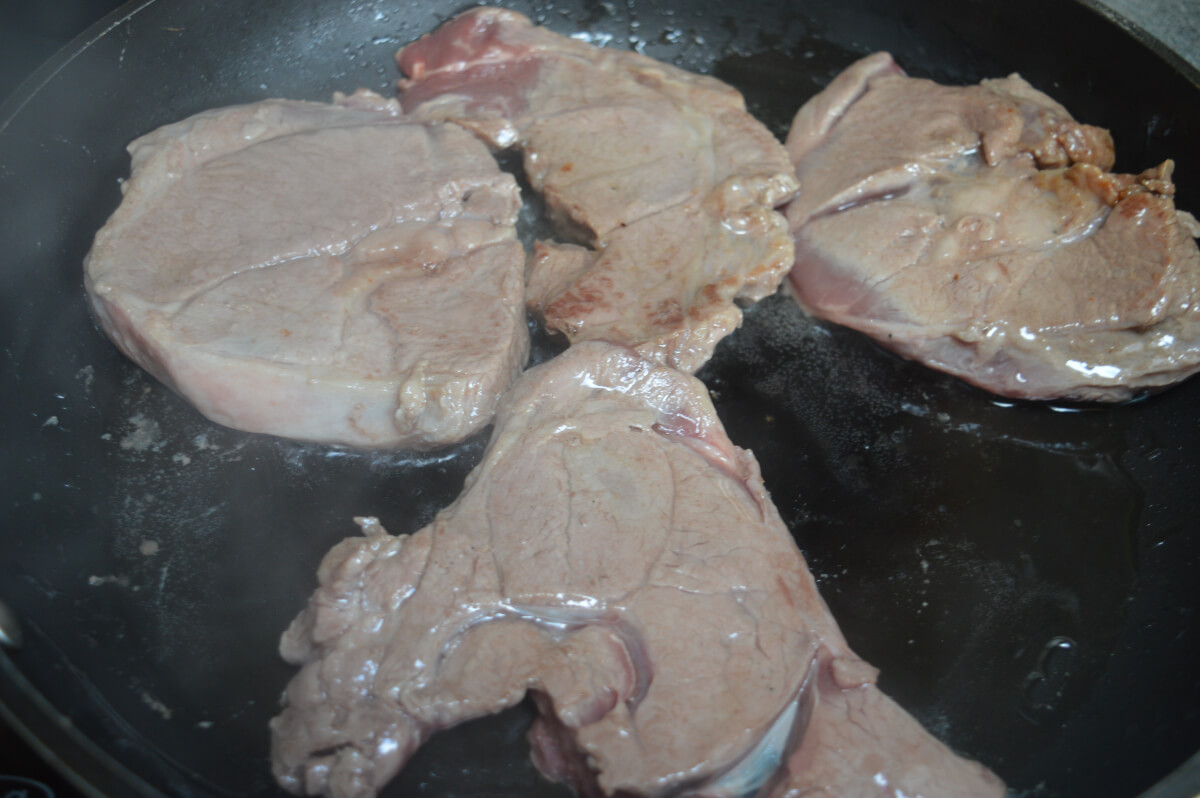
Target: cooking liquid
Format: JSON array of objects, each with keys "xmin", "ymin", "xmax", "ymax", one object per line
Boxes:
[{"xmin": 698, "ymin": 294, "xmax": 1141, "ymax": 787}]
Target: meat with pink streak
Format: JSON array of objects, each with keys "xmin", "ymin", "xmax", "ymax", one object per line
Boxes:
[
  {"xmin": 397, "ymin": 8, "xmax": 799, "ymax": 373},
  {"xmin": 785, "ymin": 52, "xmax": 1200, "ymax": 401}
]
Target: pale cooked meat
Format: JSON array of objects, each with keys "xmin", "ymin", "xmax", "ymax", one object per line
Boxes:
[
  {"xmin": 528, "ymin": 191, "xmax": 786, "ymax": 369},
  {"xmin": 396, "ymin": 8, "xmax": 799, "ymax": 372},
  {"xmin": 786, "ymin": 52, "xmax": 1200, "ymax": 401},
  {"xmin": 269, "ymin": 341, "xmax": 1004, "ymax": 798},
  {"xmin": 84, "ymin": 91, "xmax": 527, "ymax": 449}
]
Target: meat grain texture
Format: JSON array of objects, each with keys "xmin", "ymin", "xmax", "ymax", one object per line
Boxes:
[
  {"xmin": 786, "ymin": 52, "xmax": 1200, "ymax": 401},
  {"xmin": 270, "ymin": 342, "xmax": 1004, "ymax": 798},
  {"xmin": 397, "ymin": 8, "xmax": 800, "ymax": 373},
  {"xmin": 85, "ymin": 91, "xmax": 528, "ymax": 448}
]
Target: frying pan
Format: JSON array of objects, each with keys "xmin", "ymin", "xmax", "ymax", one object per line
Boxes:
[{"xmin": 2, "ymin": 0, "xmax": 1199, "ymax": 796}]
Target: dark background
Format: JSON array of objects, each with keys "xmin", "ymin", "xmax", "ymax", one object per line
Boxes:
[
  {"xmin": 2, "ymin": 7, "xmax": 127, "ymax": 796},
  {"xmin": 0, "ymin": 1, "xmax": 126, "ymax": 102}
]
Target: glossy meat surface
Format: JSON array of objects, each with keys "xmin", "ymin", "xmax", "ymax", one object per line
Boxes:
[
  {"xmin": 397, "ymin": 8, "xmax": 798, "ymax": 372},
  {"xmin": 785, "ymin": 52, "xmax": 1200, "ymax": 401},
  {"xmin": 269, "ymin": 342, "xmax": 1004, "ymax": 798},
  {"xmin": 84, "ymin": 91, "xmax": 528, "ymax": 448}
]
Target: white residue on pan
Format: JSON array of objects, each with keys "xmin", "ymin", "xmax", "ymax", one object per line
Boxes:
[
  {"xmin": 88, "ymin": 574, "xmax": 131, "ymax": 587},
  {"xmin": 76, "ymin": 364, "xmax": 95, "ymax": 393},
  {"xmin": 141, "ymin": 690, "xmax": 173, "ymax": 720},
  {"xmin": 120, "ymin": 413, "xmax": 165, "ymax": 452},
  {"xmin": 193, "ymin": 433, "xmax": 221, "ymax": 451}
]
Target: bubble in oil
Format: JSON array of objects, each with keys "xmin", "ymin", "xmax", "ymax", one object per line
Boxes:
[{"xmin": 1020, "ymin": 636, "xmax": 1078, "ymax": 725}]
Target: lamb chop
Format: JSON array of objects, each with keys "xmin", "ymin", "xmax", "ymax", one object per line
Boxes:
[
  {"xmin": 785, "ymin": 52, "xmax": 1200, "ymax": 401},
  {"xmin": 270, "ymin": 341, "xmax": 1003, "ymax": 798},
  {"xmin": 85, "ymin": 91, "xmax": 527, "ymax": 448}
]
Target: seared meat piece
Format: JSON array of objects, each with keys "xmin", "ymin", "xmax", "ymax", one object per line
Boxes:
[
  {"xmin": 786, "ymin": 52, "xmax": 1200, "ymax": 401},
  {"xmin": 269, "ymin": 341, "xmax": 1004, "ymax": 798},
  {"xmin": 84, "ymin": 91, "xmax": 527, "ymax": 449},
  {"xmin": 397, "ymin": 8, "xmax": 799, "ymax": 372}
]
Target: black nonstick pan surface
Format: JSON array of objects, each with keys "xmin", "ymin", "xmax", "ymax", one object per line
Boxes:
[{"xmin": 2, "ymin": 1, "xmax": 1199, "ymax": 796}]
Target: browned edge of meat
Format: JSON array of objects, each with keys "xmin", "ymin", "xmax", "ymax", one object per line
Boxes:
[{"xmin": 785, "ymin": 51, "xmax": 1200, "ymax": 402}]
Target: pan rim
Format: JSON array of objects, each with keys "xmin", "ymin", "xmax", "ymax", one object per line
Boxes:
[{"xmin": 0, "ymin": 650, "xmax": 163, "ymax": 798}]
